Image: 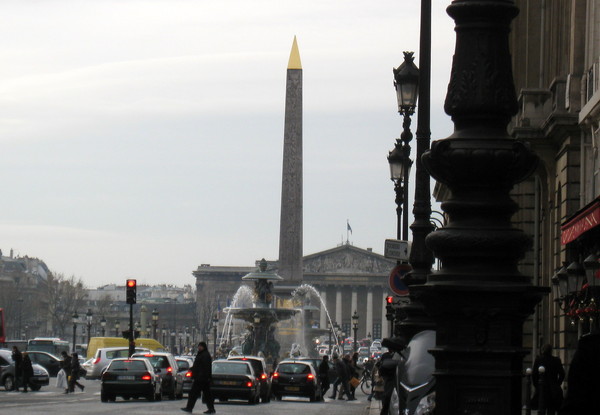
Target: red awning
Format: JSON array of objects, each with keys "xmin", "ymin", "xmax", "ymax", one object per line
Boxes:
[{"xmin": 561, "ymin": 197, "xmax": 600, "ymax": 245}]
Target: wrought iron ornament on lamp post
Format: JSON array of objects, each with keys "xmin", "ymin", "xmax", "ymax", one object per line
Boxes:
[{"xmin": 412, "ymin": 1, "xmax": 548, "ymax": 413}]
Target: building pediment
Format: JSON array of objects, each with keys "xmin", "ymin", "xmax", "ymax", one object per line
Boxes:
[{"xmin": 302, "ymin": 244, "xmax": 394, "ymax": 274}]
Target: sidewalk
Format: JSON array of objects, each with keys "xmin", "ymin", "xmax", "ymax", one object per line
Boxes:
[{"xmin": 367, "ymin": 398, "xmax": 381, "ymax": 415}]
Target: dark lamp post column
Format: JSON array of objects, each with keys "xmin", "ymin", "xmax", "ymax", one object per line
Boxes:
[
  {"xmin": 351, "ymin": 311, "xmax": 359, "ymax": 353},
  {"xmin": 72, "ymin": 312, "xmax": 79, "ymax": 353},
  {"xmin": 212, "ymin": 315, "xmax": 219, "ymax": 356},
  {"xmin": 100, "ymin": 316, "xmax": 106, "ymax": 337},
  {"xmin": 86, "ymin": 309, "xmax": 93, "ymax": 345},
  {"xmin": 413, "ymin": 1, "xmax": 548, "ymax": 413},
  {"xmin": 152, "ymin": 309, "xmax": 159, "ymax": 340}
]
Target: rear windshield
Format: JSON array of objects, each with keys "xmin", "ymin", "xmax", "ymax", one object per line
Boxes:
[
  {"xmin": 106, "ymin": 349, "xmax": 131, "ymax": 359},
  {"xmin": 177, "ymin": 360, "xmax": 190, "ymax": 371},
  {"xmin": 278, "ymin": 363, "xmax": 310, "ymax": 374},
  {"xmin": 230, "ymin": 358, "xmax": 263, "ymax": 374},
  {"xmin": 140, "ymin": 355, "xmax": 170, "ymax": 369},
  {"xmin": 213, "ymin": 362, "xmax": 250, "ymax": 375},
  {"xmin": 109, "ymin": 360, "xmax": 147, "ymax": 371}
]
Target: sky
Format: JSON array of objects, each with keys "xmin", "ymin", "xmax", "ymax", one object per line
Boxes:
[{"xmin": 0, "ymin": 0, "xmax": 456, "ymax": 288}]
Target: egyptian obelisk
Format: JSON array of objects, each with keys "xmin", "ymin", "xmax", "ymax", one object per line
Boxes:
[{"xmin": 278, "ymin": 37, "xmax": 303, "ymax": 282}]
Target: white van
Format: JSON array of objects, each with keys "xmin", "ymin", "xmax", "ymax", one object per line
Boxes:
[{"xmin": 85, "ymin": 347, "xmax": 150, "ymax": 379}]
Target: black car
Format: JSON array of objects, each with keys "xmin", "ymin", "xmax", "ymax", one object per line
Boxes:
[
  {"xmin": 100, "ymin": 358, "xmax": 162, "ymax": 402},
  {"xmin": 211, "ymin": 360, "xmax": 260, "ymax": 404},
  {"xmin": 131, "ymin": 352, "xmax": 184, "ymax": 400},
  {"xmin": 0, "ymin": 349, "xmax": 50, "ymax": 391},
  {"xmin": 294, "ymin": 357, "xmax": 337, "ymax": 383},
  {"xmin": 24, "ymin": 351, "xmax": 86, "ymax": 378},
  {"xmin": 272, "ymin": 360, "xmax": 321, "ymax": 402},
  {"xmin": 228, "ymin": 355, "xmax": 271, "ymax": 402}
]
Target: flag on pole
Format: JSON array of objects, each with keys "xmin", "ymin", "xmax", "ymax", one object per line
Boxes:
[{"xmin": 347, "ymin": 220, "xmax": 353, "ymax": 234}]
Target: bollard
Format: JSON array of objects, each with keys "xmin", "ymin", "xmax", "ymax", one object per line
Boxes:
[
  {"xmin": 525, "ymin": 368, "xmax": 532, "ymax": 415},
  {"xmin": 538, "ymin": 366, "xmax": 546, "ymax": 415}
]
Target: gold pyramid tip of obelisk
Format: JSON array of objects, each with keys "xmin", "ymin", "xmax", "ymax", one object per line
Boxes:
[{"xmin": 287, "ymin": 36, "xmax": 302, "ymax": 70}]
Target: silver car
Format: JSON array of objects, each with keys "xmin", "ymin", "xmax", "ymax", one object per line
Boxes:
[{"xmin": 86, "ymin": 347, "xmax": 150, "ymax": 379}]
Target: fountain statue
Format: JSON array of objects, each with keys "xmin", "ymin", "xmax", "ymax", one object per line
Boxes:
[{"xmin": 224, "ymin": 259, "xmax": 299, "ymax": 361}]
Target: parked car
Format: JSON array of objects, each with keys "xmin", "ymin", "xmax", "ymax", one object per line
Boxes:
[
  {"xmin": 86, "ymin": 347, "xmax": 150, "ymax": 379},
  {"xmin": 293, "ymin": 357, "xmax": 337, "ymax": 384},
  {"xmin": 100, "ymin": 357, "xmax": 162, "ymax": 402},
  {"xmin": 211, "ymin": 359, "xmax": 260, "ymax": 404},
  {"xmin": 175, "ymin": 357, "xmax": 193, "ymax": 396},
  {"xmin": 24, "ymin": 351, "xmax": 86, "ymax": 378},
  {"xmin": 227, "ymin": 355, "xmax": 271, "ymax": 402},
  {"xmin": 131, "ymin": 351, "xmax": 183, "ymax": 399},
  {"xmin": 271, "ymin": 360, "xmax": 321, "ymax": 402},
  {"xmin": 0, "ymin": 349, "xmax": 50, "ymax": 391}
]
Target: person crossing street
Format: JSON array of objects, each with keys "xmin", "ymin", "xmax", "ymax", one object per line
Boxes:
[{"xmin": 181, "ymin": 341, "xmax": 215, "ymax": 414}]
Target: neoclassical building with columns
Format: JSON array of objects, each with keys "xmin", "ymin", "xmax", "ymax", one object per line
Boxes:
[{"xmin": 193, "ymin": 243, "xmax": 396, "ymax": 343}]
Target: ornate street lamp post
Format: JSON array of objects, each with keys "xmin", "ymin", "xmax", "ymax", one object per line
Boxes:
[
  {"xmin": 114, "ymin": 320, "xmax": 120, "ymax": 337},
  {"xmin": 327, "ymin": 321, "xmax": 333, "ymax": 355},
  {"xmin": 390, "ymin": 51, "xmax": 419, "ymax": 242},
  {"xmin": 100, "ymin": 316, "xmax": 106, "ymax": 337},
  {"xmin": 72, "ymin": 312, "xmax": 79, "ymax": 352},
  {"xmin": 152, "ymin": 309, "xmax": 159, "ymax": 340},
  {"xmin": 413, "ymin": 1, "xmax": 548, "ymax": 413},
  {"xmin": 352, "ymin": 311, "xmax": 359, "ymax": 352},
  {"xmin": 212, "ymin": 315, "xmax": 219, "ymax": 356},
  {"xmin": 86, "ymin": 309, "xmax": 93, "ymax": 346}
]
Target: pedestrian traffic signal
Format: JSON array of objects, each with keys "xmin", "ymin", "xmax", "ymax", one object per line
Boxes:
[
  {"xmin": 386, "ymin": 296, "xmax": 394, "ymax": 304},
  {"xmin": 126, "ymin": 279, "xmax": 137, "ymax": 304},
  {"xmin": 385, "ymin": 296, "xmax": 395, "ymax": 321}
]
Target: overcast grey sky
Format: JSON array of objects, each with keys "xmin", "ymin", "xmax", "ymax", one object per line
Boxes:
[{"xmin": 0, "ymin": 0, "xmax": 455, "ymax": 287}]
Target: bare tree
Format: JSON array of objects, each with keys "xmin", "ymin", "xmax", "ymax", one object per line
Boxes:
[{"xmin": 47, "ymin": 273, "xmax": 88, "ymax": 338}]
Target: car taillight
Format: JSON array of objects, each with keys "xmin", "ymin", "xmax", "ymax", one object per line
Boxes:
[
  {"xmin": 246, "ymin": 381, "xmax": 253, "ymax": 387},
  {"xmin": 272, "ymin": 372, "xmax": 279, "ymax": 379},
  {"xmin": 185, "ymin": 370, "xmax": 192, "ymax": 378},
  {"xmin": 260, "ymin": 373, "xmax": 267, "ymax": 380},
  {"xmin": 166, "ymin": 366, "xmax": 173, "ymax": 373},
  {"xmin": 141, "ymin": 373, "xmax": 152, "ymax": 381},
  {"xmin": 93, "ymin": 357, "xmax": 101, "ymax": 365},
  {"xmin": 307, "ymin": 374, "xmax": 314, "ymax": 380}
]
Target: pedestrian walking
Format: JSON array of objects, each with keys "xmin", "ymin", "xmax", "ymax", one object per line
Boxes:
[
  {"xmin": 318, "ymin": 355, "xmax": 330, "ymax": 397},
  {"xmin": 345, "ymin": 355, "xmax": 358, "ymax": 400},
  {"xmin": 559, "ymin": 332, "xmax": 600, "ymax": 415},
  {"xmin": 532, "ymin": 344, "xmax": 564, "ymax": 415},
  {"xmin": 68, "ymin": 353, "xmax": 85, "ymax": 393},
  {"xmin": 21, "ymin": 354, "xmax": 34, "ymax": 392},
  {"xmin": 11, "ymin": 346, "xmax": 23, "ymax": 391},
  {"xmin": 59, "ymin": 351, "xmax": 71, "ymax": 394},
  {"xmin": 181, "ymin": 341, "xmax": 215, "ymax": 414},
  {"xmin": 328, "ymin": 353, "xmax": 351, "ymax": 401}
]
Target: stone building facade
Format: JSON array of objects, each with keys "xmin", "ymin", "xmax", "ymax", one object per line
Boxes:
[
  {"xmin": 193, "ymin": 243, "xmax": 396, "ymax": 348},
  {"xmin": 506, "ymin": 0, "xmax": 600, "ymax": 369}
]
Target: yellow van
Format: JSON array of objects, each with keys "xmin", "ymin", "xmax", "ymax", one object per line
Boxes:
[{"xmin": 87, "ymin": 337, "xmax": 165, "ymax": 359}]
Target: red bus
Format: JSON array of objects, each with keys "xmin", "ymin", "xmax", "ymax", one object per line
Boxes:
[{"xmin": 0, "ymin": 308, "xmax": 5, "ymax": 344}]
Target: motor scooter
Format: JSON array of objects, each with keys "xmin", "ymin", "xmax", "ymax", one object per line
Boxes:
[{"xmin": 387, "ymin": 330, "xmax": 436, "ymax": 415}]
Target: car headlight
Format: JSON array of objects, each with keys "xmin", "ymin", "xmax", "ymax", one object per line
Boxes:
[{"xmin": 414, "ymin": 392, "xmax": 435, "ymax": 415}]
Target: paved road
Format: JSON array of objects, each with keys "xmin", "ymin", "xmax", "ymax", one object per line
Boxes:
[{"xmin": 0, "ymin": 380, "xmax": 372, "ymax": 415}]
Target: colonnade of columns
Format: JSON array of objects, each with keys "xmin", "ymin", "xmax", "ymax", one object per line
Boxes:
[{"xmin": 316, "ymin": 284, "xmax": 392, "ymax": 342}]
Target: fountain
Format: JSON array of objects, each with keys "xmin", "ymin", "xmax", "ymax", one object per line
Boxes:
[{"xmin": 223, "ymin": 259, "xmax": 300, "ymax": 361}]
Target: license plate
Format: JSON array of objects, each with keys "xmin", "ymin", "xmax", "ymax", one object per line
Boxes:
[
  {"xmin": 285, "ymin": 386, "xmax": 300, "ymax": 391},
  {"xmin": 216, "ymin": 380, "xmax": 237, "ymax": 386},
  {"xmin": 118, "ymin": 375, "xmax": 135, "ymax": 380}
]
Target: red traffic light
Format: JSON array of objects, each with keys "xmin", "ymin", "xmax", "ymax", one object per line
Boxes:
[
  {"xmin": 127, "ymin": 279, "xmax": 136, "ymax": 288},
  {"xmin": 386, "ymin": 296, "xmax": 394, "ymax": 304}
]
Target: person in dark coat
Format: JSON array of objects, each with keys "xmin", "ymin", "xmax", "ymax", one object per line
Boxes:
[
  {"xmin": 182, "ymin": 341, "xmax": 215, "ymax": 414},
  {"xmin": 559, "ymin": 332, "xmax": 600, "ymax": 415},
  {"xmin": 12, "ymin": 346, "xmax": 23, "ymax": 391},
  {"xmin": 345, "ymin": 355, "xmax": 358, "ymax": 400},
  {"xmin": 21, "ymin": 354, "xmax": 34, "ymax": 392},
  {"xmin": 318, "ymin": 355, "xmax": 330, "ymax": 397},
  {"xmin": 68, "ymin": 353, "xmax": 84, "ymax": 393},
  {"xmin": 532, "ymin": 344, "xmax": 565, "ymax": 415},
  {"xmin": 60, "ymin": 351, "xmax": 72, "ymax": 394},
  {"xmin": 328, "ymin": 353, "xmax": 351, "ymax": 400}
]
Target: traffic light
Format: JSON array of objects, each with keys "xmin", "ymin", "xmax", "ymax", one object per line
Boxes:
[
  {"xmin": 385, "ymin": 296, "xmax": 395, "ymax": 321},
  {"xmin": 126, "ymin": 279, "xmax": 137, "ymax": 304}
]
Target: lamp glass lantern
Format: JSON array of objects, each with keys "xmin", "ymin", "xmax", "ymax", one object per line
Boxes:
[
  {"xmin": 584, "ymin": 253, "xmax": 600, "ymax": 288},
  {"xmin": 567, "ymin": 261, "xmax": 585, "ymax": 293},
  {"xmin": 72, "ymin": 312, "xmax": 79, "ymax": 324},
  {"xmin": 352, "ymin": 310, "xmax": 359, "ymax": 330},
  {"xmin": 253, "ymin": 314, "xmax": 260, "ymax": 325},
  {"xmin": 100, "ymin": 316, "xmax": 106, "ymax": 328},
  {"xmin": 86, "ymin": 308, "xmax": 93, "ymax": 324},
  {"xmin": 388, "ymin": 143, "xmax": 406, "ymax": 182},
  {"xmin": 152, "ymin": 309, "xmax": 159, "ymax": 322},
  {"xmin": 556, "ymin": 266, "xmax": 569, "ymax": 297},
  {"xmin": 393, "ymin": 51, "xmax": 420, "ymax": 114}
]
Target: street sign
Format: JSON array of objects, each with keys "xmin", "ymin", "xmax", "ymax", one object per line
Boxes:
[
  {"xmin": 384, "ymin": 239, "xmax": 411, "ymax": 260},
  {"xmin": 389, "ymin": 263, "xmax": 411, "ymax": 296}
]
